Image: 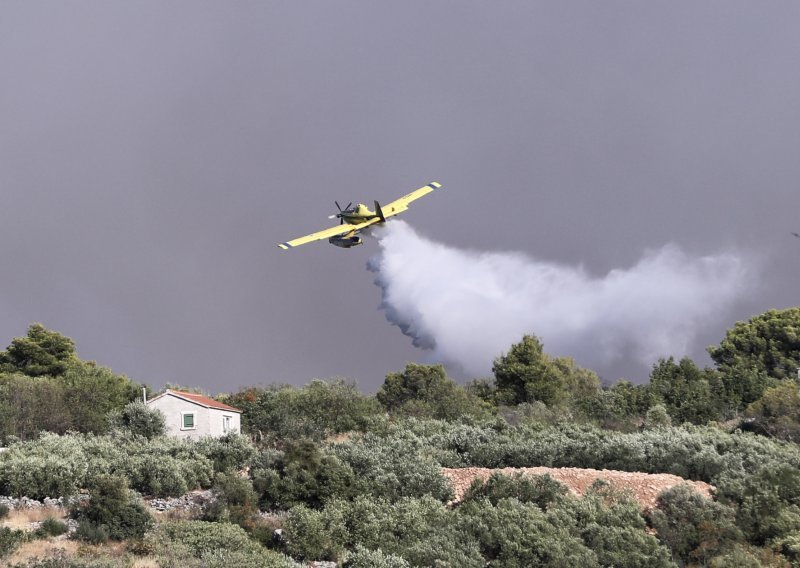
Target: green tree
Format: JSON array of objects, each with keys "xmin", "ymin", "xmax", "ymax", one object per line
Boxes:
[
  {"xmin": 745, "ymin": 383, "xmax": 800, "ymax": 442},
  {"xmin": 61, "ymin": 361, "xmax": 142, "ymax": 433},
  {"xmin": 552, "ymin": 355, "xmax": 601, "ymax": 403},
  {"xmin": 578, "ymin": 380, "xmax": 657, "ymax": 430},
  {"xmin": 492, "ymin": 335, "xmax": 570, "ymax": 406},
  {"xmin": 709, "ymin": 308, "xmax": 800, "ymax": 408},
  {"xmin": 0, "ymin": 323, "xmax": 76, "ymax": 377},
  {"xmin": 644, "ymin": 404, "xmax": 672, "ymax": 429},
  {"xmin": 377, "ymin": 363, "xmax": 486, "ymax": 420},
  {"xmin": 0, "ymin": 374, "xmax": 71, "ymax": 441},
  {"xmin": 0, "ymin": 325, "xmax": 142, "ymax": 441},
  {"xmin": 648, "ymin": 357, "xmax": 724, "ymax": 424},
  {"xmin": 228, "ymin": 380, "xmax": 382, "ymax": 442},
  {"xmin": 710, "ymin": 308, "xmax": 800, "ymax": 380}
]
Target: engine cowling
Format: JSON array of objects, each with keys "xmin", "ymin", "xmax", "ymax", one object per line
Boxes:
[{"xmin": 328, "ymin": 235, "xmax": 363, "ymax": 248}]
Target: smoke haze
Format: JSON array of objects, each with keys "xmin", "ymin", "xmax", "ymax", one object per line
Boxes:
[{"xmin": 369, "ymin": 221, "xmax": 754, "ymax": 381}]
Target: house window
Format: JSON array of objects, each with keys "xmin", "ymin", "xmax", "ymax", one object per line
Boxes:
[
  {"xmin": 223, "ymin": 415, "xmax": 231, "ymax": 433},
  {"xmin": 181, "ymin": 412, "xmax": 196, "ymax": 430}
]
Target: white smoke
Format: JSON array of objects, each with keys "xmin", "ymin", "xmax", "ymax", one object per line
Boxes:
[{"xmin": 367, "ymin": 221, "xmax": 754, "ymax": 380}]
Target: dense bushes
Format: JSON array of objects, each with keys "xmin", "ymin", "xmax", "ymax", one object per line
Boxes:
[
  {"xmin": 278, "ymin": 481, "xmax": 674, "ymax": 568},
  {"xmin": 3, "ymin": 409, "xmax": 800, "ymax": 566},
  {"xmin": 461, "ymin": 472, "xmax": 567, "ymax": 509},
  {"xmin": 348, "ymin": 418, "xmax": 800, "ymax": 484},
  {"xmin": 227, "ymin": 379, "xmax": 383, "ymax": 442},
  {"xmin": 0, "ymin": 431, "xmax": 255, "ymax": 498},
  {"xmin": 4, "ymin": 312, "xmax": 800, "ymax": 566},
  {"xmin": 330, "ymin": 431, "xmax": 453, "ymax": 502},
  {"xmin": 458, "ymin": 480, "xmax": 674, "ymax": 568},
  {"xmin": 283, "ymin": 495, "xmax": 483, "ymax": 566},
  {"xmin": 149, "ymin": 520, "xmax": 301, "ymax": 568}
]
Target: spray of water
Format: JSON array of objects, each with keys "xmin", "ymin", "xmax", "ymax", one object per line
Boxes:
[{"xmin": 367, "ymin": 221, "xmax": 754, "ymax": 380}]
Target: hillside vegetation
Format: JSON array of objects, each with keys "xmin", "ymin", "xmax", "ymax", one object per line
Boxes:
[{"xmin": 0, "ymin": 308, "xmax": 799, "ymax": 567}]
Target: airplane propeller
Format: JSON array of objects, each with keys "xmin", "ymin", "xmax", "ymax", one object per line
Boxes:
[{"xmin": 328, "ymin": 201, "xmax": 353, "ymax": 224}]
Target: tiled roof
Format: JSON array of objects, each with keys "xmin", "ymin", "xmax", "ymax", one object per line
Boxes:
[{"xmin": 153, "ymin": 389, "xmax": 241, "ymax": 413}]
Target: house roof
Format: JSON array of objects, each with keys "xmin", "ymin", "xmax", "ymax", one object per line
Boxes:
[{"xmin": 148, "ymin": 389, "xmax": 242, "ymax": 413}]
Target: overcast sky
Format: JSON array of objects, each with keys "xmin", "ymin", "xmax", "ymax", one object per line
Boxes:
[{"xmin": 2, "ymin": 2, "xmax": 799, "ymax": 393}]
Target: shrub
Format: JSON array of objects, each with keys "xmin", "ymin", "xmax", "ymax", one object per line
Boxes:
[
  {"xmin": 35, "ymin": 517, "xmax": 69, "ymax": 538},
  {"xmin": 709, "ymin": 544, "xmax": 789, "ymax": 568},
  {"xmin": 343, "ymin": 545, "xmax": 411, "ymax": 568},
  {"xmin": 210, "ymin": 471, "xmax": 259, "ymax": 526},
  {"xmin": 283, "ymin": 495, "xmax": 484, "ymax": 566},
  {"xmin": 330, "ymin": 432, "xmax": 453, "ymax": 502},
  {"xmin": 458, "ymin": 498, "xmax": 598, "ymax": 567},
  {"xmin": 253, "ymin": 440, "xmax": 360, "ymax": 510},
  {"xmin": 0, "ymin": 503, "xmax": 8, "ymax": 519},
  {"xmin": 74, "ymin": 520, "xmax": 110, "ymax": 545},
  {"xmin": 649, "ymin": 483, "xmax": 742, "ymax": 565},
  {"xmin": 461, "ymin": 472, "xmax": 568, "ymax": 509},
  {"xmin": 157, "ymin": 520, "xmax": 263, "ymax": 557},
  {"xmin": 199, "ymin": 548, "xmax": 302, "ymax": 568},
  {"xmin": 0, "ymin": 527, "xmax": 25, "ymax": 559},
  {"xmin": 557, "ymin": 482, "xmax": 674, "ymax": 568},
  {"xmin": 644, "ymin": 404, "xmax": 672, "ymax": 428},
  {"xmin": 71, "ymin": 474, "xmax": 152, "ymax": 541},
  {"xmin": 8, "ymin": 552, "xmax": 135, "ymax": 568},
  {"xmin": 715, "ymin": 462, "xmax": 800, "ymax": 545},
  {"xmin": 150, "ymin": 520, "xmax": 304, "ymax": 568},
  {"xmin": 282, "ymin": 505, "xmax": 340, "ymax": 562},
  {"xmin": 745, "ymin": 383, "xmax": 800, "ymax": 442},
  {"xmin": 194, "ymin": 433, "xmax": 256, "ymax": 472},
  {"xmin": 107, "ymin": 401, "xmax": 166, "ymax": 439}
]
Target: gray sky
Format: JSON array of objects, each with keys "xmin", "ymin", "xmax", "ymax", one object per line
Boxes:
[{"xmin": 2, "ymin": 2, "xmax": 799, "ymax": 393}]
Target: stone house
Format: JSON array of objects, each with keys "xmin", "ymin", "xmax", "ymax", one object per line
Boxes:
[{"xmin": 146, "ymin": 389, "xmax": 242, "ymax": 439}]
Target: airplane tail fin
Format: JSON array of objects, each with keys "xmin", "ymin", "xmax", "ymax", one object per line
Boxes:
[{"xmin": 374, "ymin": 200, "xmax": 386, "ymax": 222}]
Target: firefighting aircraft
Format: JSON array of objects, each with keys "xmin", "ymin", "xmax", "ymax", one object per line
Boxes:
[{"xmin": 277, "ymin": 182, "xmax": 442, "ymax": 250}]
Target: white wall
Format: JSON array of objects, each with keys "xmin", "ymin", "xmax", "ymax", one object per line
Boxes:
[
  {"xmin": 147, "ymin": 394, "xmax": 240, "ymax": 439},
  {"xmin": 208, "ymin": 407, "xmax": 241, "ymax": 437}
]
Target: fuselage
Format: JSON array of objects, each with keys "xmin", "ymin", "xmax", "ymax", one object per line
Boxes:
[
  {"xmin": 329, "ymin": 204, "xmax": 378, "ymax": 248},
  {"xmin": 340, "ymin": 203, "xmax": 377, "ymax": 225}
]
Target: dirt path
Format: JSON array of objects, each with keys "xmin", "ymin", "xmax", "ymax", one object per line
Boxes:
[{"xmin": 442, "ymin": 467, "xmax": 714, "ymax": 510}]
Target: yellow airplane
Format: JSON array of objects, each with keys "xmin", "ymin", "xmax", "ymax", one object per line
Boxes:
[{"xmin": 278, "ymin": 182, "xmax": 442, "ymax": 250}]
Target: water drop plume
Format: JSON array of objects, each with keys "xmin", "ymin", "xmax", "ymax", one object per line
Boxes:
[{"xmin": 367, "ymin": 221, "xmax": 753, "ymax": 380}]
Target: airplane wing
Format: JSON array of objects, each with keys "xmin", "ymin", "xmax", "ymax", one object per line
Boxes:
[
  {"xmin": 379, "ymin": 181, "xmax": 442, "ymax": 219},
  {"xmin": 278, "ymin": 223, "xmax": 357, "ymax": 250},
  {"xmin": 351, "ymin": 217, "xmax": 383, "ymax": 231}
]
